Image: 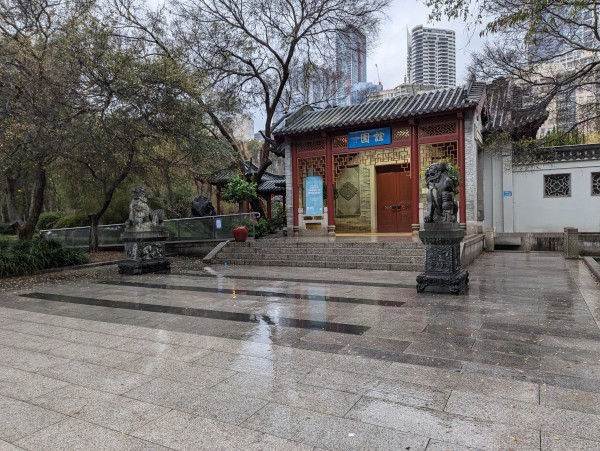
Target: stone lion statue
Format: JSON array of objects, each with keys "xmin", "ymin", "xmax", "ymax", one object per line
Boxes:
[
  {"xmin": 424, "ymin": 162, "xmax": 458, "ymax": 223},
  {"xmin": 126, "ymin": 186, "xmax": 163, "ymax": 230}
]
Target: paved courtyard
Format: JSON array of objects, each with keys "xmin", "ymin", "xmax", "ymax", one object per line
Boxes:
[{"xmin": 0, "ymin": 252, "xmax": 599, "ymax": 450}]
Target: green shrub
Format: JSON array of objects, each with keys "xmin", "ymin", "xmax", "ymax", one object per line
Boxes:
[
  {"xmin": 36, "ymin": 211, "xmax": 64, "ymax": 230},
  {"xmin": 270, "ymin": 202, "xmax": 286, "ymax": 230},
  {"xmin": 221, "ymin": 175, "xmax": 257, "ymax": 213},
  {"xmin": 53, "ymin": 213, "xmax": 90, "ymax": 229},
  {"xmin": 254, "ymin": 218, "xmax": 270, "ymax": 238},
  {"xmin": 0, "ymin": 239, "xmax": 89, "ymax": 277},
  {"xmin": 0, "ymin": 223, "xmax": 15, "ymax": 236}
]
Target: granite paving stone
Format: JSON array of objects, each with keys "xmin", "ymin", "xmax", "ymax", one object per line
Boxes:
[
  {"xmin": 30, "ymin": 385, "xmax": 171, "ymax": 433},
  {"xmin": 123, "ymin": 378, "xmax": 268, "ymax": 424},
  {"xmin": 346, "ymin": 396, "xmax": 540, "ymax": 450},
  {"xmin": 113, "ymin": 355, "xmax": 236, "ymax": 388},
  {"xmin": 14, "ymin": 418, "xmax": 170, "ymax": 451},
  {"xmin": 540, "ymin": 384, "xmax": 600, "ymax": 416},
  {"xmin": 47, "ymin": 343, "xmax": 142, "ymax": 368},
  {"xmin": 445, "ymin": 390, "xmax": 600, "ymax": 442},
  {"xmin": 131, "ymin": 409, "xmax": 313, "ymax": 450},
  {"xmin": 0, "ymin": 394, "xmax": 66, "ymax": 443},
  {"xmin": 242, "ymin": 402, "xmax": 430, "ymax": 450},
  {"xmin": 0, "ymin": 365, "xmax": 70, "ymax": 401},
  {"xmin": 0, "ymin": 331, "xmax": 70, "ymax": 353},
  {"xmin": 540, "ymin": 431, "xmax": 600, "ymax": 451},
  {"xmin": 37, "ymin": 360, "xmax": 154, "ymax": 395},
  {"xmin": 212, "ymin": 372, "xmax": 362, "ymax": 416},
  {"xmin": 0, "ymin": 346, "xmax": 70, "ymax": 372}
]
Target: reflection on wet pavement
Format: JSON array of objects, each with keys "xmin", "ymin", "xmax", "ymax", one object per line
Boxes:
[
  {"xmin": 173, "ymin": 271, "xmax": 415, "ymax": 289},
  {"xmin": 18, "ymin": 292, "xmax": 370, "ymax": 335},
  {"xmin": 98, "ymin": 280, "xmax": 406, "ymax": 306},
  {"xmin": 0, "ymin": 252, "xmax": 599, "ymax": 450}
]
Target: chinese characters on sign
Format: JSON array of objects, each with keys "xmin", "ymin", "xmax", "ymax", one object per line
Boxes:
[{"xmin": 348, "ymin": 127, "xmax": 391, "ymax": 149}]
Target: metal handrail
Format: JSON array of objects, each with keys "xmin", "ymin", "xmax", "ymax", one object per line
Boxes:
[{"xmin": 40, "ymin": 212, "xmax": 262, "ymax": 247}]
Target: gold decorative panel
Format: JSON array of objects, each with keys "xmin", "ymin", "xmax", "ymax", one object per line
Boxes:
[
  {"xmin": 333, "ymin": 136, "xmax": 348, "ymax": 148},
  {"xmin": 297, "ymin": 139, "xmax": 326, "ymax": 153},
  {"xmin": 298, "ymin": 156, "xmax": 326, "ymax": 185},
  {"xmin": 393, "ymin": 128, "xmax": 410, "ymax": 140},
  {"xmin": 333, "ymin": 147, "xmax": 410, "ymax": 181},
  {"xmin": 419, "ymin": 122, "xmax": 457, "ymax": 138},
  {"xmin": 419, "ymin": 141, "xmax": 458, "ymax": 170}
]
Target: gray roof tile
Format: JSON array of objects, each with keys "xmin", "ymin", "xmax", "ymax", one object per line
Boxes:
[{"xmin": 275, "ymin": 83, "xmax": 485, "ymax": 136}]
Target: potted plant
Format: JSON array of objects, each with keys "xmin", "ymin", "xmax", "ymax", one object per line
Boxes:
[{"xmin": 221, "ymin": 175, "xmax": 257, "ymax": 242}]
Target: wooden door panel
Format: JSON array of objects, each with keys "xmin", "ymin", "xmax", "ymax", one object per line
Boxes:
[
  {"xmin": 377, "ymin": 165, "xmax": 412, "ymax": 233},
  {"xmin": 376, "ymin": 168, "xmax": 398, "ymax": 233}
]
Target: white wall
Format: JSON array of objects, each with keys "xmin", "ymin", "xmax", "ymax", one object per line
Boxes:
[{"xmin": 513, "ymin": 162, "xmax": 600, "ymax": 232}]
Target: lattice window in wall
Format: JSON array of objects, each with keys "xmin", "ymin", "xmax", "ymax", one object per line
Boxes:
[
  {"xmin": 333, "ymin": 148, "xmax": 410, "ymax": 182},
  {"xmin": 592, "ymin": 172, "xmax": 600, "ymax": 196},
  {"xmin": 298, "ymin": 156, "xmax": 326, "ymax": 185},
  {"xmin": 419, "ymin": 122, "xmax": 457, "ymax": 138},
  {"xmin": 419, "ymin": 142, "xmax": 458, "ymax": 170},
  {"xmin": 297, "ymin": 138, "xmax": 326, "ymax": 153},
  {"xmin": 393, "ymin": 128, "xmax": 410, "ymax": 140},
  {"xmin": 544, "ymin": 174, "xmax": 571, "ymax": 197},
  {"xmin": 333, "ymin": 136, "xmax": 348, "ymax": 149}
]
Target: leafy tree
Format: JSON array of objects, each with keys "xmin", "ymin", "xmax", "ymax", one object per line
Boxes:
[
  {"xmin": 0, "ymin": 0, "xmax": 92, "ymax": 240},
  {"xmin": 112, "ymin": 0, "xmax": 391, "ymax": 217},
  {"xmin": 220, "ymin": 175, "xmax": 257, "ymax": 213},
  {"xmin": 427, "ymin": 0, "xmax": 600, "ymax": 137}
]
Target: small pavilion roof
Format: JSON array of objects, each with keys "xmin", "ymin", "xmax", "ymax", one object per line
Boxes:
[
  {"xmin": 207, "ymin": 161, "xmax": 285, "ymax": 194},
  {"xmin": 484, "ymin": 78, "xmax": 549, "ymax": 138},
  {"xmin": 274, "ymin": 82, "xmax": 487, "ymax": 137}
]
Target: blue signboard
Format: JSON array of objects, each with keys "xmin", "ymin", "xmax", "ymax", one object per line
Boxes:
[
  {"xmin": 503, "ymin": 191, "xmax": 512, "ymax": 197},
  {"xmin": 348, "ymin": 127, "xmax": 391, "ymax": 149},
  {"xmin": 304, "ymin": 176, "xmax": 324, "ymax": 215}
]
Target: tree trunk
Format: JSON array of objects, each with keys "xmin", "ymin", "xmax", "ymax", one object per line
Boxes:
[
  {"xmin": 5, "ymin": 176, "xmax": 21, "ymax": 225},
  {"xmin": 88, "ymin": 213, "xmax": 100, "ymax": 253},
  {"xmin": 6, "ymin": 166, "xmax": 47, "ymax": 241}
]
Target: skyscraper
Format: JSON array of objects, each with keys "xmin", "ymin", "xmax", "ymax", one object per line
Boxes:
[
  {"xmin": 407, "ymin": 26, "xmax": 456, "ymax": 88},
  {"xmin": 335, "ymin": 27, "xmax": 367, "ymax": 106}
]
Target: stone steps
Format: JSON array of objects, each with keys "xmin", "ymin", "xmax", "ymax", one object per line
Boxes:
[{"xmin": 210, "ymin": 240, "xmax": 425, "ymax": 271}]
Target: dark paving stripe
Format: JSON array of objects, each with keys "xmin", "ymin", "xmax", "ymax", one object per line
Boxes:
[
  {"xmin": 98, "ymin": 280, "xmax": 406, "ymax": 307},
  {"xmin": 18, "ymin": 292, "xmax": 370, "ymax": 335},
  {"xmin": 171, "ymin": 271, "xmax": 415, "ymax": 289}
]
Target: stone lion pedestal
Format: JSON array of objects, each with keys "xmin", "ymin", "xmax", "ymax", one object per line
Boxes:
[
  {"xmin": 416, "ymin": 162, "xmax": 469, "ymax": 295},
  {"xmin": 416, "ymin": 223, "xmax": 469, "ymax": 294},
  {"xmin": 118, "ymin": 186, "xmax": 171, "ymax": 275},
  {"xmin": 118, "ymin": 230, "xmax": 171, "ymax": 275}
]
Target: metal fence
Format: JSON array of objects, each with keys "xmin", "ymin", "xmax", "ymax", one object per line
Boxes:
[{"xmin": 40, "ymin": 213, "xmax": 259, "ymax": 248}]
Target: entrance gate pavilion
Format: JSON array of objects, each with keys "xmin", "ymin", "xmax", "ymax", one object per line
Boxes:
[{"xmin": 274, "ymin": 82, "xmax": 486, "ymax": 237}]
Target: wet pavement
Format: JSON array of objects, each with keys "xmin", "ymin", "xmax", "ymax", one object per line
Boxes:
[{"xmin": 0, "ymin": 252, "xmax": 599, "ymax": 450}]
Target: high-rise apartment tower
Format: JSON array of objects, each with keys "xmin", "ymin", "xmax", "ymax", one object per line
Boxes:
[
  {"xmin": 407, "ymin": 26, "xmax": 456, "ymax": 88},
  {"xmin": 335, "ymin": 27, "xmax": 367, "ymax": 106}
]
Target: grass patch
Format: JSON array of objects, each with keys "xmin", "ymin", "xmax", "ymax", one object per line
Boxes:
[{"xmin": 0, "ymin": 238, "xmax": 90, "ymax": 277}]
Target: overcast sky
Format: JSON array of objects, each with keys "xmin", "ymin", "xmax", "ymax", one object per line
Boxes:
[{"xmin": 370, "ymin": 0, "xmax": 485, "ymax": 89}]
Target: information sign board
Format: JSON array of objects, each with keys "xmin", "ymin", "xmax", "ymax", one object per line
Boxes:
[
  {"xmin": 348, "ymin": 127, "xmax": 391, "ymax": 149},
  {"xmin": 304, "ymin": 176, "xmax": 324, "ymax": 215}
]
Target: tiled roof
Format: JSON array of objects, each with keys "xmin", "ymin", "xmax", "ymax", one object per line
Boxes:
[
  {"xmin": 207, "ymin": 161, "xmax": 285, "ymax": 193},
  {"xmin": 274, "ymin": 82, "xmax": 486, "ymax": 136},
  {"xmin": 484, "ymin": 78, "xmax": 548, "ymax": 138}
]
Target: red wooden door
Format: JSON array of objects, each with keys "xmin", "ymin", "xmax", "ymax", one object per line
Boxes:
[{"xmin": 376, "ymin": 165, "xmax": 412, "ymax": 233}]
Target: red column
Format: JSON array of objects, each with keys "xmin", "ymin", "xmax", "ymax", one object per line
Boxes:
[
  {"xmin": 410, "ymin": 119, "xmax": 420, "ymax": 230},
  {"xmin": 457, "ymin": 113, "xmax": 467, "ymax": 225},
  {"xmin": 292, "ymin": 148, "xmax": 299, "ymax": 227},
  {"xmin": 216, "ymin": 188, "xmax": 221, "ymax": 215},
  {"xmin": 266, "ymin": 194, "xmax": 272, "ymax": 220},
  {"xmin": 325, "ymin": 134, "xmax": 334, "ymax": 230}
]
